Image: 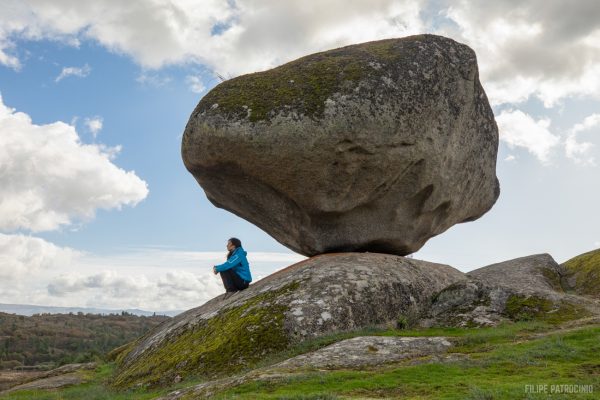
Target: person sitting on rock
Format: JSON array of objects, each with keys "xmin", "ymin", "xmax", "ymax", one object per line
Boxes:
[{"xmin": 213, "ymin": 237, "xmax": 252, "ymax": 297}]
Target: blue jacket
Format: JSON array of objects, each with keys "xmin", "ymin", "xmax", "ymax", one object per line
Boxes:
[{"xmin": 215, "ymin": 246, "xmax": 252, "ymax": 282}]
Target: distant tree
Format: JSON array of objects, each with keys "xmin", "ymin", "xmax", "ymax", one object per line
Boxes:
[{"xmin": 0, "ymin": 312, "xmax": 170, "ymax": 369}]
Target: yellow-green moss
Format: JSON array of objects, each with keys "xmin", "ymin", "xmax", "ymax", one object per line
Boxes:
[
  {"xmin": 536, "ymin": 267, "xmax": 564, "ymax": 292},
  {"xmin": 195, "ymin": 36, "xmax": 425, "ymax": 123},
  {"xmin": 106, "ymin": 341, "xmax": 137, "ymax": 363},
  {"xmin": 503, "ymin": 294, "xmax": 590, "ymax": 325},
  {"xmin": 561, "ymin": 248, "xmax": 600, "ymax": 298},
  {"xmin": 111, "ymin": 282, "xmax": 300, "ymax": 389}
]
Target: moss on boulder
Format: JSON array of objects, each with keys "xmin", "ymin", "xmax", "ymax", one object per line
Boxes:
[
  {"xmin": 110, "ymin": 253, "xmax": 466, "ymax": 390},
  {"xmin": 503, "ymin": 294, "xmax": 591, "ymax": 324},
  {"xmin": 424, "ymin": 253, "xmax": 600, "ymax": 328},
  {"xmin": 112, "ymin": 282, "xmax": 299, "ymax": 389},
  {"xmin": 561, "ymin": 248, "xmax": 600, "ymax": 298},
  {"xmin": 194, "ymin": 37, "xmax": 423, "ymax": 123},
  {"xmin": 106, "ymin": 341, "xmax": 137, "ymax": 363}
]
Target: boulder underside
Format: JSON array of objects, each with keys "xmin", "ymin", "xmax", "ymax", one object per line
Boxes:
[{"xmin": 182, "ymin": 34, "xmax": 500, "ymax": 256}]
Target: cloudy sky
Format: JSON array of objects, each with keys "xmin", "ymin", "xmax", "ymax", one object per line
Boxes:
[{"xmin": 1, "ymin": 0, "xmax": 599, "ymax": 312}]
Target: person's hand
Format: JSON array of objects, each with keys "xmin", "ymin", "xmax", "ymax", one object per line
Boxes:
[{"xmin": 213, "ymin": 266, "xmax": 217, "ymax": 275}]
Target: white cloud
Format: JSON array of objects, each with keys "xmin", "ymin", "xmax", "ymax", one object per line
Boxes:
[
  {"xmin": 185, "ymin": 75, "xmax": 206, "ymax": 93},
  {"xmin": 46, "ymin": 269, "xmax": 222, "ymax": 310},
  {"xmin": 504, "ymin": 154, "xmax": 516, "ymax": 162},
  {"xmin": 0, "ymin": 94, "xmax": 148, "ymax": 232},
  {"xmin": 570, "ymin": 113, "xmax": 600, "ymax": 135},
  {"xmin": 565, "ymin": 113, "xmax": 600, "ymax": 165},
  {"xmin": 84, "ymin": 116, "xmax": 103, "ymax": 137},
  {"xmin": 55, "ymin": 63, "xmax": 91, "ymax": 82},
  {"xmin": 136, "ymin": 71, "xmax": 172, "ymax": 87},
  {"xmin": 565, "ymin": 134, "xmax": 595, "ymax": 166},
  {"xmin": 0, "ymin": 0, "xmax": 423, "ymax": 76},
  {"xmin": 0, "ymin": 39, "xmax": 19, "ymax": 69},
  {"xmin": 0, "ymin": 233, "xmax": 81, "ymax": 281},
  {"xmin": 2, "ymin": 1, "xmax": 600, "ymax": 107},
  {"xmin": 0, "ymin": 235, "xmax": 305, "ymax": 310},
  {"xmin": 440, "ymin": 0, "xmax": 600, "ymax": 106},
  {"xmin": 495, "ymin": 109, "xmax": 560, "ymax": 164}
]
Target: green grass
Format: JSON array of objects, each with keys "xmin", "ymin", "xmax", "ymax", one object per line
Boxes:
[
  {"xmin": 215, "ymin": 324, "xmax": 600, "ymax": 399},
  {"xmin": 2, "ymin": 320, "xmax": 598, "ymax": 399},
  {"xmin": 247, "ymin": 320, "xmax": 551, "ymax": 373}
]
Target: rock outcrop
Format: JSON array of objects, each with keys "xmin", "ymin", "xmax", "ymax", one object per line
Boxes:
[
  {"xmin": 182, "ymin": 34, "xmax": 500, "ymax": 257},
  {"xmin": 112, "ymin": 253, "xmax": 465, "ymax": 388},
  {"xmin": 156, "ymin": 336, "xmax": 457, "ymax": 399},
  {"xmin": 422, "ymin": 254, "xmax": 600, "ymax": 327},
  {"xmin": 560, "ymin": 248, "xmax": 600, "ymax": 298},
  {"xmin": 0, "ymin": 363, "xmax": 96, "ymax": 395},
  {"xmin": 111, "ymin": 252, "xmax": 600, "ymax": 391},
  {"xmin": 270, "ymin": 335, "xmax": 453, "ymax": 370}
]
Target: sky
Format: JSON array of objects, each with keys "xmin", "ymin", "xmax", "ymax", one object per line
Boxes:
[{"xmin": 0, "ymin": 0, "xmax": 599, "ymax": 312}]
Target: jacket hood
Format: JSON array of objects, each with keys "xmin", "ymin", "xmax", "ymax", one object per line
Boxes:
[{"xmin": 235, "ymin": 246, "xmax": 247, "ymax": 256}]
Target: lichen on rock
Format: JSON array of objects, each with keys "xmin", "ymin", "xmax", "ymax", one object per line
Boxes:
[
  {"xmin": 112, "ymin": 282, "xmax": 300, "ymax": 388},
  {"xmin": 182, "ymin": 34, "xmax": 500, "ymax": 257},
  {"xmin": 423, "ymin": 253, "xmax": 598, "ymax": 328},
  {"xmin": 502, "ymin": 294, "xmax": 590, "ymax": 324},
  {"xmin": 111, "ymin": 253, "xmax": 465, "ymax": 389}
]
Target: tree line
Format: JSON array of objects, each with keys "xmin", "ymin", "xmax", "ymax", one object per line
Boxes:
[{"xmin": 0, "ymin": 312, "xmax": 170, "ymax": 369}]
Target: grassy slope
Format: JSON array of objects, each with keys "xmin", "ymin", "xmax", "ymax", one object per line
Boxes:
[
  {"xmin": 561, "ymin": 248, "xmax": 600, "ymax": 298},
  {"xmin": 217, "ymin": 321, "xmax": 600, "ymax": 400},
  {"xmin": 2, "ymin": 319, "xmax": 599, "ymax": 400}
]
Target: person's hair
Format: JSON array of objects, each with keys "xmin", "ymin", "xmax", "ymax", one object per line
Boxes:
[{"xmin": 227, "ymin": 237, "xmax": 242, "ymax": 259}]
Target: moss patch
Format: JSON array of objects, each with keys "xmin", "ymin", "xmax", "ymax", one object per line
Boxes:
[
  {"xmin": 195, "ymin": 36, "xmax": 427, "ymax": 123},
  {"xmin": 106, "ymin": 341, "xmax": 137, "ymax": 364},
  {"xmin": 536, "ymin": 266, "xmax": 565, "ymax": 292},
  {"xmin": 561, "ymin": 248, "xmax": 600, "ymax": 298},
  {"xmin": 503, "ymin": 294, "xmax": 590, "ymax": 325},
  {"xmin": 111, "ymin": 282, "xmax": 300, "ymax": 389}
]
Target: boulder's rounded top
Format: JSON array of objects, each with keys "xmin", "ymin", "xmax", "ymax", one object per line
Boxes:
[
  {"xmin": 182, "ymin": 34, "xmax": 498, "ymax": 257},
  {"xmin": 193, "ymin": 34, "xmax": 477, "ymax": 124}
]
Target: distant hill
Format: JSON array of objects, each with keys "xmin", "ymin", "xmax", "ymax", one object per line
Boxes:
[
  {"xmin": 0, "ymin": 303, "xmax": 182, "ymax": 317},
  {"xmin": 0, "ymin": 312, "xmax": 171, "ymax": 370}
]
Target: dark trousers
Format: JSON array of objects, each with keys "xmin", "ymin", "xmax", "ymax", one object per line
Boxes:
[{"xmin": 220, "ymin": 269, "xmax": 249, "ymax": 292}]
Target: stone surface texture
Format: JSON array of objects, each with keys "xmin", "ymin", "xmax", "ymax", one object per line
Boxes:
[
  {"xmin": 114, "ymin": 253, "xmax": 466, "ymax": 388},
  {"xmin": 422, "ymin": 254, "xmax": 600, "ymax": 328},
  {"xmin": 271, "ymin": 335, "xmax": 452, "ymax": 370},
  {"xmin": 182, "ymin": 34, "xmax": 500, "ymax": 257},
  {"xmin": 0, "ymin": 363, "xmax": 96, "ymax": 395},
  {"xmin": 113, "ymin": 252, "xmax": 600, "ymax": 391},
  {"xmin": 156, "ymin": 336, "xmax": 454, "ymax": 400}
]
